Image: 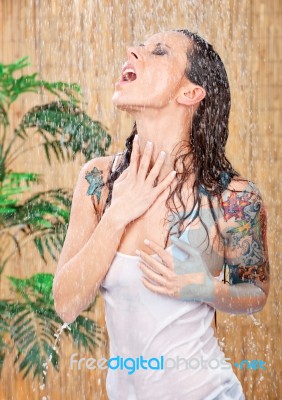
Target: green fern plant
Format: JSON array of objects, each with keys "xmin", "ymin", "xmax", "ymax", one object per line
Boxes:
[
  {"xmin": 0, "ymin": 57, "xmax": 111, "ymax": 382},
  {"xmin": 1, "ymin": 273, "xmax": 102, "ymax": 384},
  {"xmin": 0, "ymin": 57, "xmax": 111, "ymax": 272}
]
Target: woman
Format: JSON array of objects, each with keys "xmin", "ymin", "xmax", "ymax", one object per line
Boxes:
[{"xmin": 53, "ymin": 29, "xmax": 270, "ymax": 399}]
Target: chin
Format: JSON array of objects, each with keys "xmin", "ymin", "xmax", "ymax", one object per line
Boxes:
[
  {"xmin": 112, "ymin": 92, "xmax": 169, "ymax": 112},
  {"xmin": 114, "ymin": 103, "xmax": 137, "ymax": 112},
  {"xmin": 112, "ymin": 92, "xmax": 142, "ymax": 112},
  {"xmin": 112, "ymin": 97, "xmax": 137, "ymax": 112}
]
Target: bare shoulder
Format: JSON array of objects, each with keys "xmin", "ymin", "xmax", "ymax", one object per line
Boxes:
[
  {"xmin": 82, "ymin": 151, "xmax": 124, "ymax": 178},
  {"xmin": 81, "ymin": 154, "xmax": 114, "ymax": 179},
  {"xmin": 222, "ymin": 176, "xmax": 263, "ymax": 199}
]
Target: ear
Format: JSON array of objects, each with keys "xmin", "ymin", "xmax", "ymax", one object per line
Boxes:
[{"xmin": 176, "ymin": 83, "xmax": 206, "ymax": 107}]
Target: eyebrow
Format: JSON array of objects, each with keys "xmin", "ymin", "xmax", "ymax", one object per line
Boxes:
[{"xmin": 138, "ymin": 42, "xmax": 171, "ymax": 49}]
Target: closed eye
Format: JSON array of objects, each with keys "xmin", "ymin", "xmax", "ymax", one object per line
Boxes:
[{"xmin": 152, "ymin": 48, "xmax": 167, "ymax": 56}]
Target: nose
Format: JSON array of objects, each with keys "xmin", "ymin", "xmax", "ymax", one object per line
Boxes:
[{"xmin": 126, "ymin": 46, "xmax": 140, "ymax": 60}]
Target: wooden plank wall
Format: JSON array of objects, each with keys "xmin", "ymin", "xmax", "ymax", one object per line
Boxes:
[{"xmin": 0, "ymin": 0, "xmax": 281, "ymax": 399}]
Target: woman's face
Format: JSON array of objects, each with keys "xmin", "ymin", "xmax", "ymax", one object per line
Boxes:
[{"xmin": 112, "ymin": 31, "xmax": 192, "ymax": 111}]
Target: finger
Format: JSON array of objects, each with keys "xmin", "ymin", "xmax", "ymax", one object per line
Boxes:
[
  {"xmin": 115, "ymin": 167, "xmax": 129, "ymax": 182},
  {"xmin": 151, "ymin": 185, "xmax": 171, "ymax": 208},
  {"xmin": 154, "ymin": 176, "xmax": 178, "ymax": 206},
  {"xmin": 139, "ymin": 262, "xmax": 169, "ymax": 287},
  {"xmin": 144, "ymin": 239, "xmax": 173, "ymax": 271},
  {"xmin": 140, "ymin": 243, "xmax": 173, "ymax": 278},
  {"xmin": 138, "ymin": 249, "xmax": 172, "ymax": 277},
  {"xmin": 153, "ymin": 171, "xmax": 177, "ymax": 197},
  {"xmin": 137, "ymin": 141, "xmax": 154, "ymax": 182},
  {"xmin": 141, "ymin": 276, "xmax": 170, "ymax": 296},
  {"xmin": 171, "ymin": 236, "xmax": 200, "ymax": 258},
  {"xmin": 156, "ymin": 188, "xmax": 170, "ymax": 206},
  {"xmin": 128, "ymin": 135, "xmax": 140, "ymax": 177},
  {"xmin": 145, "ymin": 150, "xmax": 167, "ymax": 186}
]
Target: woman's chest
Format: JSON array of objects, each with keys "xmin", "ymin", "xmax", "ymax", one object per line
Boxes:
[{"xmin": 116, "ymin": 197, "xmax": 226, "ymax": 277}]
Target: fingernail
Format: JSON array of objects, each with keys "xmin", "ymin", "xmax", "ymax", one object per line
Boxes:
[
  {"xmin": 144, "ymin": 239, "xmax": 150, "ymax": 245},
  {"xmin": 160, "ymin": 151, "xmax": 166, "ymax": 158},
  {"xmin": 135, "ymin": 249, "xmax": 141, "ymax": 255},
  {"xmin": 171, "ymin": 170, "xmax": 177, "ymax": 176},
  {"xmin": 134, "ymin": 134, "xmax": 139, "ymax": 142},
  {"xmin": 146, "ymin": 141, "xmax": 153, "ymax": 147}
]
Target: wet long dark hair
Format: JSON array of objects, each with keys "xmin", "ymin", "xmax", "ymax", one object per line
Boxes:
[
  {"xmin": 96, "ymin": 29, "xmax": 245, "ymax": 327},
  {"xmin": 102, "ymin": 29, "xmax": 240, "ymax": 234}
]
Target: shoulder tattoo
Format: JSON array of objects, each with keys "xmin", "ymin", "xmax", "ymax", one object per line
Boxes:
[{"xmin": 84, "ymin": 166, "xmax": 105, "ymax": 204}]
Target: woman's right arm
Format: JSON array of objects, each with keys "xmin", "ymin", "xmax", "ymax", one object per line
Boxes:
[{"xmin": 52, "ymin": 156, "xmax": 126, "ymax": 324}]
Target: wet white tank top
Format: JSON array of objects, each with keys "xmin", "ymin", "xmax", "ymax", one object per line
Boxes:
[
  {"xmin": 99, "ymin": 155, "xmax": 245, "ymax": 399},
  {"xmin": 100, "ymin": 238, "xmax": 245, "ymax": 399}
]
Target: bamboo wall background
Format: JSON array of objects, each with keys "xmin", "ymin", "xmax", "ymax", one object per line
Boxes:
[{"xmin": 0, "ymin": 0, "xmax": 281, "ymax": 399}]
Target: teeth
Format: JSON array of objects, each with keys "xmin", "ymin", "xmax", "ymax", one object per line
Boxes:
[
  {"xmin": 122, "ymin": 68, "xmax": 137, "ymax": 81},
  {"xmin": 123, "ymin": 68, "xmax": 135, "ymax": 76}
]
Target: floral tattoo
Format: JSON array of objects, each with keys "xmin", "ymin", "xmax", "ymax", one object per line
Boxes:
[{"xmin": 222, "ymin": 184, "xmax": 269, "ymax": 285}]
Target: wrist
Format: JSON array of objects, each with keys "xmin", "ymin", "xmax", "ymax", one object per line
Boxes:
[{"xmin": 103, "ymin": 204, "xmax": 128, "ymax": 231}]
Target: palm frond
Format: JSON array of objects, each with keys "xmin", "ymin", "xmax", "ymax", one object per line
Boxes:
[
  {"xmin": 16, "ymin": 100, "xmax": 111, "ymax": 163},
  {"xmin": 1, "ymin": 189, "xmax": 72, "ymax": 266},
  {"xmin": 0, "ymin": 57, "xmax": 81, "ymax": 115},
  {"xmin": 0, "ymin": 274, "xmax": 102, "ymax": 383},
  {"xmin": 0, "ymin": 58, "xmax": 105, "ymax": 384},
  {"xmin": 0, "ymin": 171, "xmax": 44, "ymax": 259},
  {"xmin": 0, "ymin": 300, "xmax": 13, "ymax": 377},
  {"xmin": 0, "ymin": 170, "xmax": 42, "ymax": 193},
  {"xmin": 0, "ymin": 105, "xmax": 8, "ymax": 127}
]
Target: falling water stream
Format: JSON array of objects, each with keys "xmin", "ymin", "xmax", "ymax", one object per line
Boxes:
[{"xmin": 39, "ymin": 323, "xmax": 71, "ymax": 399}]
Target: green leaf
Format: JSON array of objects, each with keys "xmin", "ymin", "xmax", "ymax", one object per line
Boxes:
[
  {"xmin": 0, "ymin": 57, "xmax": 81, "ymax": 112},
  {"xmin": 16, "ymin": 101, "xmax": 111, "ymax": 163},
  {"xmin": 0, "ymin": 278, "xmax": 102, "ymax": 383}
]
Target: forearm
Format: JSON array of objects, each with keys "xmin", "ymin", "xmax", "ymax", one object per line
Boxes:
[
  {"xmin": 53, "ymin": 206, "xmax": 126, "ymax": 324},
  {"xmin": 206, "ymin": 280, "xmax": 267, "ymax": 314}
]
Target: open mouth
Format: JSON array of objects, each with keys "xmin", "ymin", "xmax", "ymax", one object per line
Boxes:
[
  {"xmin": 122, "ymin": 69, "xmax": 137, "ymax": 82},
  {"xmin": 121, "ymin": 66, "xmax": 137, "ymax": 83}
]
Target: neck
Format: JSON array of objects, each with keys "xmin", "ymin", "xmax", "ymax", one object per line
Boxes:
[{"xmin": 132, "ymin": 105, "xmax": 193, "ymax": 182}]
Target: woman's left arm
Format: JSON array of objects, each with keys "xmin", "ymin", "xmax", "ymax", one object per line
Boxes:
[
  {"xmin": 209, "ymin": 185, "xmax": 270, "ymax": 314},
  {"xmin": 138, "ymin": 183, "xmax": 270, "ymax": 315}
]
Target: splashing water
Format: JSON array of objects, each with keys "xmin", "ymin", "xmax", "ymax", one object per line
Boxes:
[
  {"xmin": 39, "ymin": 322, "xmax": 72, "ymax": 398},
  {"xmin": 248, "ymin": 314, "xmax": 264, "ymax": 328}
]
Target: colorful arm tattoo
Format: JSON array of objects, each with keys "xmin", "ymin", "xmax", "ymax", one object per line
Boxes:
[
  {"xmin": 222, "ymin": 182, "xmax": 270, "ymax": 289},
  {"xmin": 84, "ymin": 166, "xmax": 105, "ymax": 204}
]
